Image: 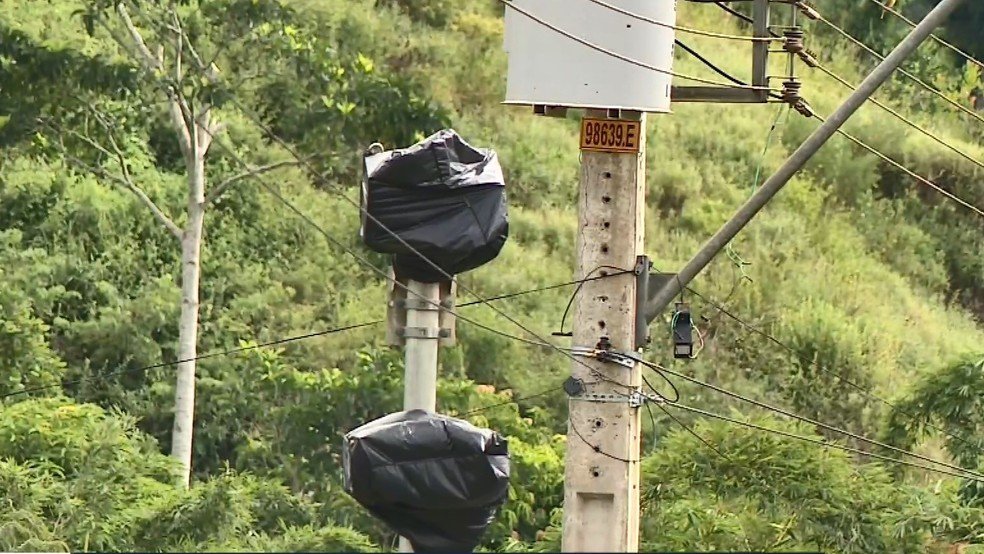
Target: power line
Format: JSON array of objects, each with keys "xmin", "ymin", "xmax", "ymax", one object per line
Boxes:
[
  {"xmin": 862, "ymin": 0, "xmax": 984, "ymax": 71},
  {"xmin": 641, "ymin": 360, "xmax": 984, "ymax": 480},
  {"xmin": 667, "ymin": 402, "xmax": 984, "ymax": 484},
  {"xmin": 812, "ymin": 61, "xmax": 984, "ymax": 171},
  {"xmin": 682, "ymin": 286, "xmax": 984, "ymax": 452},
  {"xmin": 0, "ymin": 321, "xmax": 382, "ymax": 402},
  {"xmin": 584, "ymin": 0, "xmax": 778, "ymax": 43},
  {"xmin": 496, "ymin": 0, "xmax": 775, "ymax": 92},
  {"xmin": 814, "ymin": 112, "xmax": 984, "ymax": 219},
  {"xmin": 809, "ymin": 9, "xmax": 984, "ymax": 128}
]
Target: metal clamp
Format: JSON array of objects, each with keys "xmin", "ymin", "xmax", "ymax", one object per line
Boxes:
[
  {"xmin": 570, "ymin": 346, "xmax": 637, "ymax": 369},
  {"xmin": 393, "ymin": 298, "xmax": 449, "ymax": 311},
  {"xmin": 399, "ymin": 327, "xmax": 452, "ymax": 339},
  {"xmin": 569, "ymin": 391, "xmax": 664, "ymax": 408}
]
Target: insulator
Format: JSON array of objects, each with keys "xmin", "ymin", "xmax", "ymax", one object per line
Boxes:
[
  {"xmin": 797, "ymin": 50, "xmax": 819, "ymax": 68},
  {"xmin": 794, "ymin": 100, "xmax": 816, "ymax": 118},
  {"xmin": 781, "ymin": 80, "xmax": 803, "ymax": 106},
  {"xmin": 795, "ymin": 1, "xmax": 820, "ymax": 20},
  {"xmin": 783, "ymin": 28, "xmax": 806, "ymax": 55}
]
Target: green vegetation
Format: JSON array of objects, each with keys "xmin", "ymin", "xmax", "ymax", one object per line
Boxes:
[{"xmin": 1, "ymin": 0, "xmax": 982, "ymax": 551}]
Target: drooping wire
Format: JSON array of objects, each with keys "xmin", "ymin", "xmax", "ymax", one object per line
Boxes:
[
  {"xmin": 667, "ymin": 402, "xmax": 984, "ymax": 484},
  {"xmin": 569, "ymin": 416, "xmax": 638, "ymax": 463},
  {"xmin": 555, "ymin": 266, "xmax": 634, "ymax": 336},
  {"xmin": 674, "ymin": 39, "xmax": 784, "ymax": 101},
  {"xmin": 639, "ymin": 360, "xmax": 984, "ymax": 480}
]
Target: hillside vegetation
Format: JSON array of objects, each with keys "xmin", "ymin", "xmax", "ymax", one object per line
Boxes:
[{"xmin": 1, "ymin": 0, "xmax": 983, "ymax": 552}]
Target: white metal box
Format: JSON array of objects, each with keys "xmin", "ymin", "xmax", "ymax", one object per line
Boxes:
[{"xmin": 503, "ymin": 0, "xmax": 678, "ymax": 113}]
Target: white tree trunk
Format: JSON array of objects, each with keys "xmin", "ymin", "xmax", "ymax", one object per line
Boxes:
[{"xmin": 171, "ymin": 149, "xmax": 206, "ymax": 488}]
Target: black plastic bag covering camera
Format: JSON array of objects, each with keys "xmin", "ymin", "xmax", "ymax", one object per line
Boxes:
[
  {"xmin": 342, "ymin": 410, "xmax": 510, "ymax": 553},
  {"xmin": 360, "ymin": 129, "xmax": 508, "ymax": 283}
]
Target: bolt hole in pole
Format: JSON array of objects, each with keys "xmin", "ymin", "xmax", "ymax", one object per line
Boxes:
[
  {"xmin": 603, "ymin": 172, "xmax": 612, "ymax": 179},
  {"xmin": 601, "ymin": 244, "xmax": 609, "ymax": 254},
  {"xmin": 603, "ymin": 221, "xmax": 611, "ymax": 229},
  {"xmin": 598, "ymin": 320, "xmax": 606, "ymax": 329},
  {"xmin": 602, "ymin": 195, "xmax": 612, "ymax": 203},
  {"xmin": 592, "ymin": 470, "xmax": 601, "ymax": 477}
]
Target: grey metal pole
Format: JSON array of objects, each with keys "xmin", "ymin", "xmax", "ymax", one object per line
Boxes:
[
  {"xmin": 399, "ymin": 279, "xmax": 440, "ymax": 553},
  {"xmin": 645, "ymin": 0, "xmax": 966, "ymax": 319}
]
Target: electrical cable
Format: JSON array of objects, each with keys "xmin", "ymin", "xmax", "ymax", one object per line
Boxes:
[
  {"xmin": 643, "ymin": 371, "xmax": 680, "ymax": 404},
  {"xmin": 0, "ymin": 321, "xmax": 382, "ymax": 402},
  {"xmin": 640, "ymin": 360, "xmax": 984, "ymax": 480},
  {"xmin": 569, "ymin": 416, "xmax": 637, "ymax": 463},
  {"xmin": 585, "ymin": 0, "xmax": 779, "ymax": 42},
  {"xmin": 496, "ymin": 0, "xmax": 776, "ymax": 92},
  {"xmin": 667, "ymin": 402, "xmax": 984, "ymax": 484},
  {"xmin": 556, "ymin": 266, "xmax": 634, "ymax": 336},
  {"xmin": 682, "ymin": 286, "xmax": 984, "ymax": 452},
  {"xmin": 457, "ymin": 271, "xmax": 630, "ymax": 308},
  {"xmin": 714, "ymin": 1, "xmax": 754, "ymax": 25},
  {"xmin": 812, "ymin": 61, "xmax": 984, "ymax": 171},
  {"xmin": 674, "ymin": 39, "xmax": 785, "ymax": 101},
  {"xmin": 809, "ymin": 9, "xmax": 984, "ymax": 127},
  {"xmin": 861, "ymin": 0, "xmax": 984, "ymax": 71},
  {"xmin": 459, "ymin": 384, "xmax": 565, "ymax": 416},
  {"xmin": 813, "ymin": 112, "xmax": 984, "ymax": 219}
]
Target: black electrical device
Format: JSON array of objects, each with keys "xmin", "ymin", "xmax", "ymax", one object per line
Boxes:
[{"xmin": 672, "ymin": 302, "xmax": 693, "ymax": 359}]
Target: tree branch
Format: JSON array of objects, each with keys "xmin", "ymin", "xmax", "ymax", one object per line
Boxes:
[
  {"xmin": 204, "ymin": 160, "xmax": 301, "ymax": 205},
  {"xmin": 46, "ymin": 117, "xmax": 183, "ymax": 240},
  {"xmin": 97, "ymin": 3, "xmax": 194, "ymax": 159},
  {"xmin": 116, "ymin": 2, "xmax": 162, "ymax": 71}
]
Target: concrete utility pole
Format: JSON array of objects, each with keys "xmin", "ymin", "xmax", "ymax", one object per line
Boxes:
[
  {"xmin": 645, "ymin": 0, "xmax": 966, "ymax": 317},
  {"xmin": 501, "ymin": 1, "xmax": 674, "ymax": 550},
  {"xmin": 398, "ymin": 279, "xmax": 441, "ymax": 553},
  {"xmin": 562, "ymin": 110, "xmax": 647, "ymax": 552}
]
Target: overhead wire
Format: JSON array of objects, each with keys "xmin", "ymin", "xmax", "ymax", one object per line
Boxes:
[
  {"xmin": 703, "ymin": 0, "xmax": 984, "ymax": 177},
  {"xmin": 861, "ymin": 0, "xmax": 984, "ymax": 71},
  {"xmin": 814, "ymin": 112, "xmax": 984, "ymax": 219},
  {"xmin": 668, "ymin": 402, "xmax": 984, "ymax": 484},
  {"xmin": 584, "ymin": 0, "xmax": 778, "ymax": 43},
  {"xmin": 639, "ymin": 359, "xmax": 984, "ymax": 481},
  {"xmin": 811, "ymin": 61, "xmax": 984, "ymax": 171},
  {"xmin": 807, "ymin": 7, "xmax": 984, "ymax": 127},
  {"xmin": 698, "ymin": 2, "xmax": 984, "ymax": 217},
  {"xmin": 496, "ymin": 0, "xmax": 776, "ymax": 92},
  {"xmin": 682, "ymin": 286, "xmax": 983, "ymax": 452},
  {"xmin": 0, "ymin": 321, "xmax": 381, "ymax": 402}
]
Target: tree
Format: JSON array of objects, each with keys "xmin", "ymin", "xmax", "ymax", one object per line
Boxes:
[
  {"xmin": 885, "ymin": 354, "xmax": 984, "ymax": 505},
  {"xmin": 41, "ymin": 0, "xmax": 296, "ymax": 487}
]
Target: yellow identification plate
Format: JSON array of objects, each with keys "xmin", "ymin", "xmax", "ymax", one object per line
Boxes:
[{"xmin": 579, "ymin": 118, "xmax": 642, "ymax": 153}]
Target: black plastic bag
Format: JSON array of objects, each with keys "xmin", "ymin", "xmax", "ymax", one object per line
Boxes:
[
  {"xmin": 360, "ymin": 129, "xmax": 508, "ymax": 283},
  {"xmin": 342, "ymin": 410, "xmax": 510, "ymax": 553}
]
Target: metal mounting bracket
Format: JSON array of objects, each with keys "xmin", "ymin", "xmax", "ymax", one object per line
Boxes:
[
  {"xmin": 393, "ymin": 298, "xmax": 448, "ymax": 311},
  {"xmin": 570, "ymin": 346, "xmax": 636, "ymax": 369},
  {"xmin": 569, "ymin": 391, "xmax": 665, "ymax": 408},
  {"xmin": 399, "ymin": 327, "xmax": 451, "ymax": 339},
  {"xmin": 634, "ymin": 255, "xmax": 677, "ymax": 350}
]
